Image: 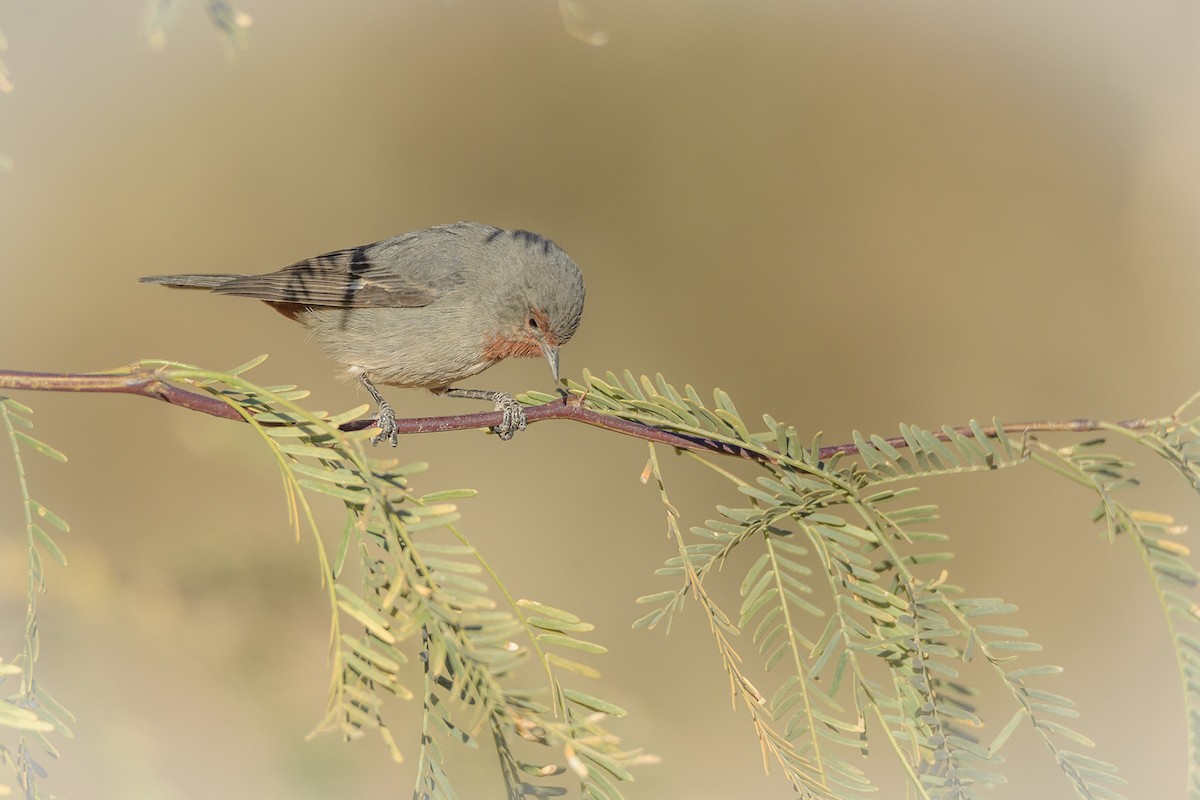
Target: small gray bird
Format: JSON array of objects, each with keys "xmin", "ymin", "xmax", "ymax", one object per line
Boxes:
[{"xmin": 141, "ymin": 221, "xmax": 585, "ymax": 445}]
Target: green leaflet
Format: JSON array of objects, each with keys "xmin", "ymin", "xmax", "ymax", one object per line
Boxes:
[{"xmin": 1, "ymin": 396, "xmax": 75, "ymax": 798}]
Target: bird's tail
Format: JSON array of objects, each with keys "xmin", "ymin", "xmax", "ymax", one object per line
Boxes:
[{"xmin": 139, "ymin": 274, "xmax": 245, "ymax": 289}]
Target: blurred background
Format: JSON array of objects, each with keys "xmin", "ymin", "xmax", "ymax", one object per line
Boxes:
[{"xmin": 1, "ymin": 1, "xmax": 1199, "ymax": 797}]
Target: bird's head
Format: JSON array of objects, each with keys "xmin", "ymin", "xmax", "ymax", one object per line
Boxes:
[{"xmin": 480, "ymin": 229, "xmax": 585, "ymax": 384}]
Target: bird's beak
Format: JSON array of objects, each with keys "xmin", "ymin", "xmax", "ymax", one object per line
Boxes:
[{"xmin": 540, "ymin": 343, "xmax": 561, "ymax": 384}]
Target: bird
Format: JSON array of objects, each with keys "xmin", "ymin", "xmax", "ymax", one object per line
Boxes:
[{"xmin": 140, "ymin": 221, "xmax": 585, "ymax": 445}]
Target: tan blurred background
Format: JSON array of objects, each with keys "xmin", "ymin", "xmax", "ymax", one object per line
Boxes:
[{"xmin": 2, "ymin": 1, "xmax": 1199, "ymax": 797}]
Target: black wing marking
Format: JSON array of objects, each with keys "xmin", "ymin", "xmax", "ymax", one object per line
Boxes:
[{"xmin": 211, "ymin": 245, "xmax": 440, "ymax": 308}]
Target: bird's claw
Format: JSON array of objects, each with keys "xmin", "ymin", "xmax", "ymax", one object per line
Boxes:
[
  {"xmin": 491, "ymin": 393, "xmax": 527, "ymax": 441},
  {"xmin": 371, "ymin": 403, "xmax": 400, "ymax": 447}
]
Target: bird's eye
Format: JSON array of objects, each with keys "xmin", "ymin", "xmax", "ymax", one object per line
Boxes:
[{"xmin": 528, "ymin": 316, "xmax": 539, "ymax": 330}]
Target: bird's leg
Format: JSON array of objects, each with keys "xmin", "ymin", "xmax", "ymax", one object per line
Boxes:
[
  {"xmin": 435, "ymin": 387, "xmax": 527, "ymax": 441},
  {"xmin": 359, "ymin": 373, "xmax": 399, "ymax": 447}
]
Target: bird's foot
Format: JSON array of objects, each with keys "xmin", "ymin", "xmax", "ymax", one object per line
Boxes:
[
  {"xmin": 371, "ymin": 401, "xmax": 400, "ymax": 447},
  {"xmin": 491, "ymin": 392, "xmax": 527, "ymax": 441}
]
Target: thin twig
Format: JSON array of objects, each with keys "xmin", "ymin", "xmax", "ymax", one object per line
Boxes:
[
  {"xmin": 0, "ymin": 365, "xmax": 1155, "ymax": 462},
  {"xmin": 0, "ymin": 366, "xmax": 243, "ymax": 420}
]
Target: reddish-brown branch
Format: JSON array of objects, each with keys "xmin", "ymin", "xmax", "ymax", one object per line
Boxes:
[
  {"xmin": 0, "ymin": 367, "xmax": 245, "ymax": 420},
  {"xmin": 0, "ymin": 366, "xmax": 1155, "ymax": 462}
]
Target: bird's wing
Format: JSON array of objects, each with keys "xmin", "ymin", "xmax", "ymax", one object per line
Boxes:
[{"xmin": 212, "ymin": 245, "xmax": 441, "ymax": 308}]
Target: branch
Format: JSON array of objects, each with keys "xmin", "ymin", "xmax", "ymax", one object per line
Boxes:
[
  {"xmin": 0, "ymin": 366, "xmax": 243, "ymax": 420},
  {"xmin": 0, "ymin": 365, "xmax": 1154, "ymax": 462}
]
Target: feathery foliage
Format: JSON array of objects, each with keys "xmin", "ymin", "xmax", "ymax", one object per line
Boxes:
[
  {"xmin": 166, "ymin": 359, "xmax": 639, "ymax": 799},
  {"xmin": 1029, "ymin": 393, "xmax": 1200, "ymax": 798},
  {"xmin": 0, "ymin": 396, "xmax": 74, "ymax": 799},
  {"xmin": 5, "ymin": 361, "xmax": 1200, "ymax": 797},
  {"xmin": 526, "ymin": 368, "xmax": 1200, "ymax": 800},
  {"xmin": 3, "ymin": 360, "xmax": 642, "ymax": 799}
]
